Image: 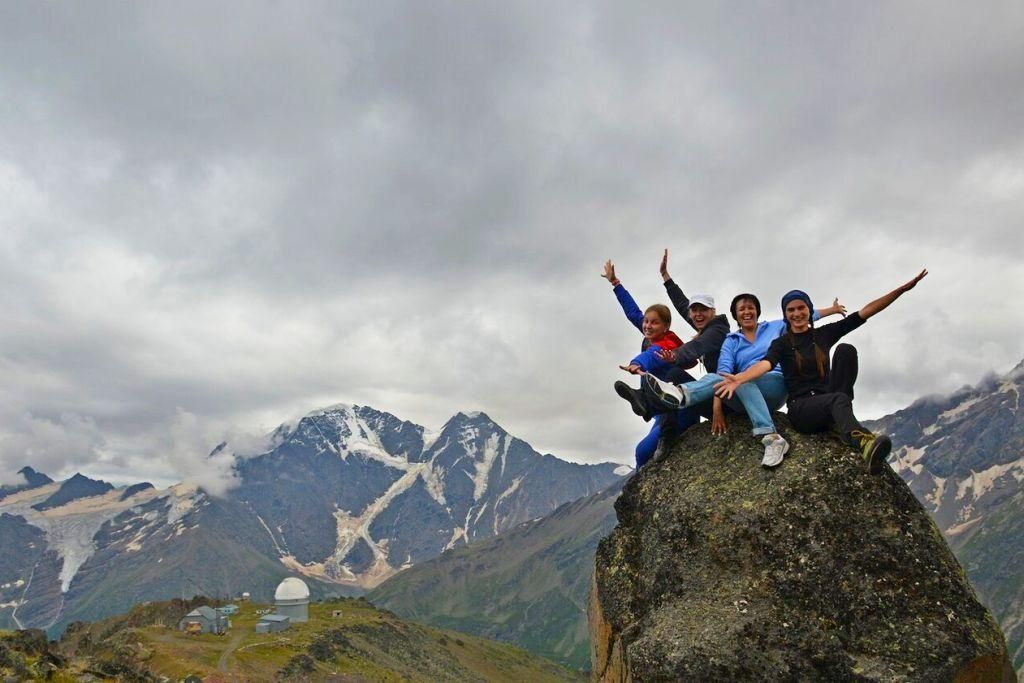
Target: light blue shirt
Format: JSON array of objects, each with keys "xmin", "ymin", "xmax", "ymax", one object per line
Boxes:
[{"xmin": 716, "ymin": 312, "xmax": 820, "ymax": 375}]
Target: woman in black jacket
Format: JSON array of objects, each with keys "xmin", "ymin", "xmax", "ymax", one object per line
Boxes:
[{"xmin": 714, "ymin": 269, "xmax": 928, "ymax": 474}]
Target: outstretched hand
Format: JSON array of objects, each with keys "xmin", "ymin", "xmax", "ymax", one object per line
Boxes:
[
  {"xmin": 901, "ymin": 268, "xmax": 928, "ymax": 292},
  {"xmin": 832, "ymin": 297, "xmax": 847, "ymax": 317},
  {"xmin": 714, "ymin": 373, "xmax": 742, "ymax": 400},
  {"xmin": 659, "ymin": 249, "xmax": 670, "ymax": 282},
  {"xmin": 602, "ymin": 260, "xmax": 617, "ymax": 283},
  {"xmin": 619, "ymin": 364, "xmax": 645, "ymax": 375},
  {"xmin": 655, "ymin": 348, "xmax": 677, "ymax": 363}
]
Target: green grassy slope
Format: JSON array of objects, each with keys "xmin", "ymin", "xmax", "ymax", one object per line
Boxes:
[
  {"xmin": 956, "ymin": 488, "xmax": 1024, "ymax": 673},
  {"xmin": 49, "ymin": 597, "xmax": 581, "ymax": 681},
  {"xmin": 369, "ymin": 480, "xmax": 624, "ymax": 670}
]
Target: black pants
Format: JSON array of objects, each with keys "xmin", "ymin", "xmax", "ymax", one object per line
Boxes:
[{"xmin": 786, "ymin": 344, "xmax": 867, "ymax": 446}]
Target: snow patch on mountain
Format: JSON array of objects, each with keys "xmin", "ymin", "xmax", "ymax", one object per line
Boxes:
[
  {"xmin": 420, "ymin": 466, "xmax": 447, "ymax": 506},
  {"xmin": 283, "ymin": 462, "xmax": 435, "ymax": 588},
  {"xmin": 939, "ymin": 396, "xmax": 984, "ymax": 423},
  {"xmin": 422, "ymin": 427, "xmax": 441, "ymax": 452},
  {"xmin": 954, "ymin": 459, "xmax": 1024, "ymax": 502},
  {"xmin": 255, "ymin": 514, "xmax": 289, "ymax": 556},
  {"xmin": 946, "ymin": 517, "xmax": 985, "ymax": 537},
  {"xmin": 444, "ymin": 526, "xmax": 466, "ymax": 551},
  {"xmin": 925, "ymin": 476, "xmax": 947, "ymax": 509},
  {"xmin": 492, "ymin": 476, "xmax": 524, "ymax": 534},
  {"xmin": 892, "ymin": 445, "xmax": 928, "ymax": 477},
  {"xmin": 166, "ymin": 484, "xmax": 200, "ymax": 525},
  {"xmin": 0, "ymin": 482, "xmax": 171, "ymax": 592},
  {"xmin": 471, "ymin": 433, "xmax": 506, "ymax": 501}
]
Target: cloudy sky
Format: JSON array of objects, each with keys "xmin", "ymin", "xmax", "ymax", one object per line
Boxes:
[{"xmin": 2, "ymin": 1, "xmax": 1022, "ymax": 490}]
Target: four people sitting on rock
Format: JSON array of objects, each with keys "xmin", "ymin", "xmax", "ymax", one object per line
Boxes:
[{"xmin": 607, "ymin": 250, "xmax": 927, "ymax": 474}]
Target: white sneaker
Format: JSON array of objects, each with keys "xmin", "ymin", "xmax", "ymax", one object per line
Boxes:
[{"xmin": 761, "ymin": 434, "xmax": 789, "ymax": 468}]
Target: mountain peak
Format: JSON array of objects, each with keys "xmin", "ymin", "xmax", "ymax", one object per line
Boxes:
[
  {"xmin": 17, "ymin": 466, "xmax": 53, "ymax": 486},
  {"xmin": 301, "ymin": 402, "xmax": 358, "ymax": 422},
  {"xmin": 31, "ymin": 473, "xmax": 114, "ymax": 511},
  {"xmin": 445, "ymin": 410, "xmax": 498, "ymax": 428}
]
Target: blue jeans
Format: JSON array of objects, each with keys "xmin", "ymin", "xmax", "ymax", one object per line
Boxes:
[
  {"xmin": 635, "ymin": 408, "xmax": 701, "ymax": 469},
  {"xmin": 679, "ymin": 372, "xmax": 787, "ymax": 436}
]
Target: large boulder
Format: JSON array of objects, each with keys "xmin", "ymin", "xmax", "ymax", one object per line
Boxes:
[{"xmin": 591, "ymin": 416, "xmax": 1014, "ymax": 682}]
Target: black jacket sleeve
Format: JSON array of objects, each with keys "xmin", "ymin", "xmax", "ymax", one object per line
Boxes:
[
  {"xmin": 817, "ymin": 312, "xmax": 866, "ymax": 348},
  {"xmin": 663, "ymin": 279, "xmax": 698, "ymax": 332},
  {"xmin": 674, "ymin": 316, "xmax": 729, "ymax": 367}
]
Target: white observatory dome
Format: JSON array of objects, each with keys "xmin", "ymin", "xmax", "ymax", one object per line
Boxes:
[{"xmin": 274, "ymin": 577, "xmax": 310, "ymax": 604}]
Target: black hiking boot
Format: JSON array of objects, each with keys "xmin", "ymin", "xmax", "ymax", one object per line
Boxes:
[
  {"xmin": 853, "ymin": 431, "xmax": 892, "ymax": 475},
  {"xmin": 615, "ymin": 381, "xmax": 652, "ymax": 422}
]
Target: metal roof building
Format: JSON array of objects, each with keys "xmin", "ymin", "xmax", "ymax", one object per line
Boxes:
[
  {"xmin": 178, "ymin": 605, "xmax": 228, "ymax": 635},
  {"xmin": 255, "ymin": 613, "xmax": 291, "ymax": 634}
]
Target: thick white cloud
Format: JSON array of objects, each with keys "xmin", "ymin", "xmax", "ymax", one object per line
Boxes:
[{"xmin": 0, "ymin": 2, "xmax": 1022, "ymax": 484}]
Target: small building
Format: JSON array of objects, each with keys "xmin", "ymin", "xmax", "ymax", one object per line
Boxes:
[
  {"xmin": 274, "ymin": 577, "xmax": 310, "ymax": 623},
  {"xmin": 240, "ymin": 591, "xmax": 251, "ymax": 601},
  {"xmin": 178, "ymin": 606, "xmax": 228, "ymax": 635},
  {"xmin": 255, "ymin": 614, "xmax": 291, "ymax": 633},
  {"xmin": 217, "ymin": 604, "xmax": 239, "ymax": 616}
]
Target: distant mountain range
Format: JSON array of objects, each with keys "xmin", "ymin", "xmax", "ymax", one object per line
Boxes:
[
  {"xmin": 0, "ymin": 405, "xmax": 624, "ymax": 636},
  {"xmin": 867, "ymin": 359, "xmax": 1024, "ymax": 673}
]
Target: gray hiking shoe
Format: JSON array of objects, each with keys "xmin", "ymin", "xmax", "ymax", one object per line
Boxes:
[
  {"xmin": 761, "ymin": 433, "xmax": 789, "ymax": 468},
  {"xmin": 641, "ymin": 374, "xmax": 681, "ymax": 413}
]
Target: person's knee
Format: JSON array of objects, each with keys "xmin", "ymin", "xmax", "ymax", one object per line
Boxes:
[
  {"xmin": 635, "ymin": 439, "xmax": 656, "ymax": 469},
  {"xmin": 833, "ymin": 343, "xmax": 857, "ymax": 363}
]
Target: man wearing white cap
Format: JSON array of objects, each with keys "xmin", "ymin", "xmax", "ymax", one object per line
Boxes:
[{"xmin": 655, "ymin": 250, "xmax": 731, "ymax": 383}]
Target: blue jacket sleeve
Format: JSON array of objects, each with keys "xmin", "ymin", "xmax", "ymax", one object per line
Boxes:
[
  {"xmin": 630, "ymin": 346, "xmax": 673, "ymax": 379},
  {"xmin": 614, "ymin": 284, "xmax": 644, "ymax": 332},
  {"xmin": 716, "ymin": 335, "xmax": 739, "ymax": 374}
]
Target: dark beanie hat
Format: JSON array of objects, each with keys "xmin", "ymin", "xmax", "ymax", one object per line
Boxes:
[
  {"xmin": 781, "ymin": 290, "xmax": 814, "ymax": 315},
  {"xmin": 729, "ymin": 293, "xmax": 761, "ymax": 322}
]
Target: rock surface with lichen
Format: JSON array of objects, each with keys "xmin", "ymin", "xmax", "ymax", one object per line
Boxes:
[{"xmin": 590, "ymin": 416, "xmax": 1014, "ymax": 682}]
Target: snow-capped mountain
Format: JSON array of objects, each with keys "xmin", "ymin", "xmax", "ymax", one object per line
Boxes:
[
  {"xmin": 0, "ymin": 405, "xmax": 623, "ymax": 635},
  {"xmin": 233, "ymin": 406, "xmax": 622, "ymax": 588},
  {"xmin": 867, "ymin": 360, "xmax": 1024, "ymax": 672}
]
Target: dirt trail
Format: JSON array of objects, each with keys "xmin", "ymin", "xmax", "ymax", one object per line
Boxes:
[{"xmin": 217, "ymin": 631, "xmax": 245, "ymax": 672}]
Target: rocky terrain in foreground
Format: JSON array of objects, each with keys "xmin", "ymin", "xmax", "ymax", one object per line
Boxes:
[{"xmin": 591, "ymin": 416, "xmax": 1014, "ymax": 682}]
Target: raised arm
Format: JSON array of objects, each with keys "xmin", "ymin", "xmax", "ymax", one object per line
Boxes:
[
  {"xmin": 859, "ymin": 269, "xmax": 928, "ymax": 320},
  {"xmin": 817, "ymin": 297, "xmax": 847, "ymax": 319},
  {"xmin": 660, "ymin": 249, "xmax": 698, "ymax": 331},
  {"xmin": 602, "ymin": 259, "xmax": 644, "ymax": 331}
]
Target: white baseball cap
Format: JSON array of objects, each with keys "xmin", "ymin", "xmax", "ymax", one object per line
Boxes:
[{"xmin": 689, "ymin": 293, "xmax": 715, "ymax": 309}]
